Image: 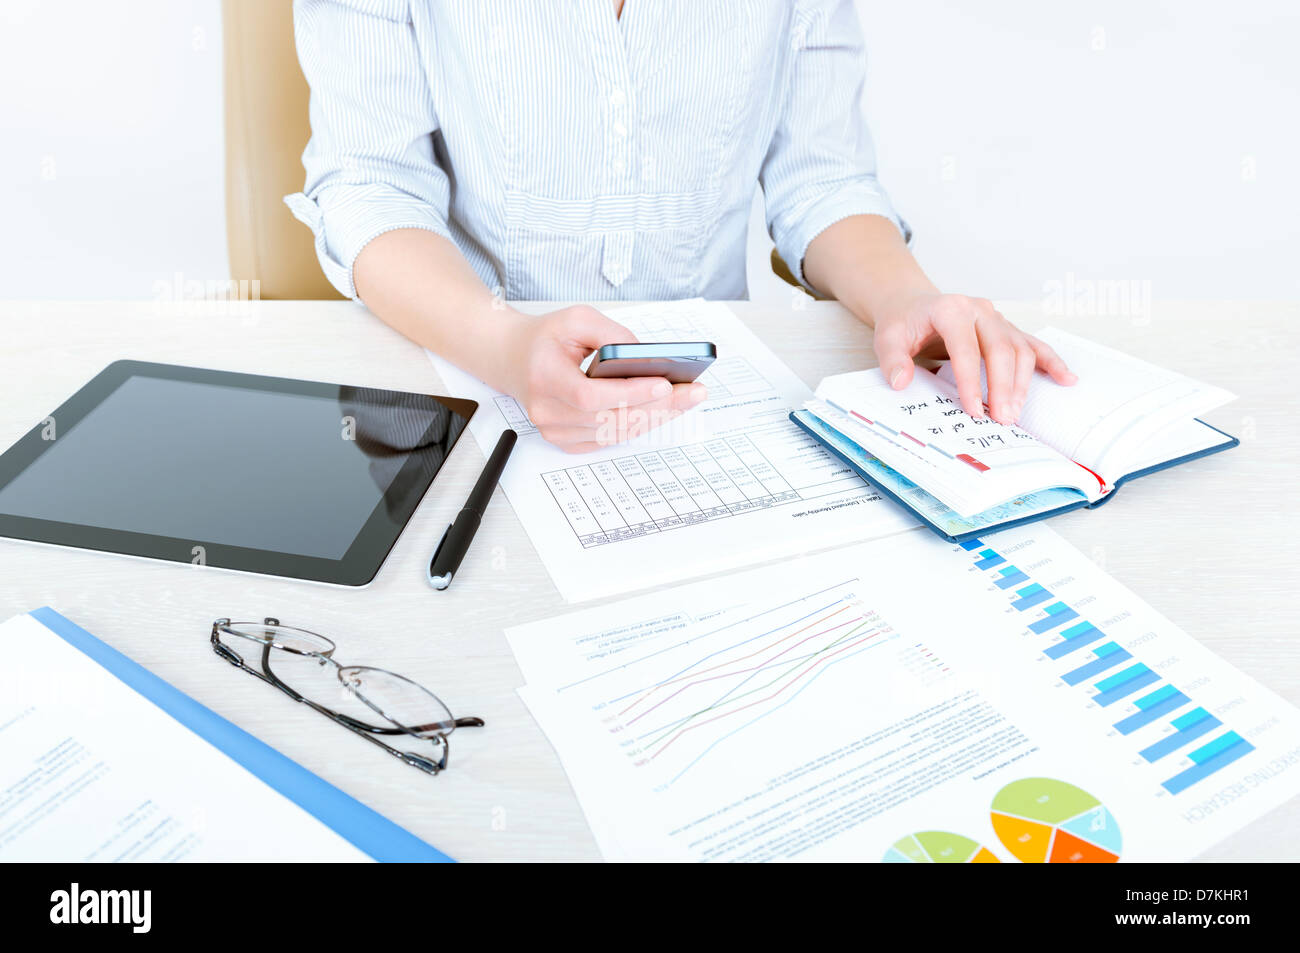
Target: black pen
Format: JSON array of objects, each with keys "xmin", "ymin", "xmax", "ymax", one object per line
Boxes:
[{"xmin": 427, "ymin": 428, "xmax": 517, "ymax": 590}]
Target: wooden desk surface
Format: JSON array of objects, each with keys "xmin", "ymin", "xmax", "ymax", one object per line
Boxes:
[{"xmin": 1, "ymin": 298, "xmax": 1296, "ymax": 861}]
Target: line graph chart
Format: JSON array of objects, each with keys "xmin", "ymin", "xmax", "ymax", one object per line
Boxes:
[{"xmin": 561, "ymin": 578, "xmax": 902, "ymax": 787}]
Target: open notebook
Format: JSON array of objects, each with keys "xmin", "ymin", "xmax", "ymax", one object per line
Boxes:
[{"xmin": 791, "ymin": 328, "xmax": 1238, "ymax": 542}]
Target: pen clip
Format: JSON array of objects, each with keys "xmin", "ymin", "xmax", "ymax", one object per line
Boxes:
[{"xmin": 427, "ymin": 523, "xmax": 454, "ymax": 590}]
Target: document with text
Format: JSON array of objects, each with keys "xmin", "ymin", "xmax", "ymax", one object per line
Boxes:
[
  {"xmin": 0, "ymin": 612, "xmax": 376, "ymax": 862},
  {"xmin": 508, "ymin": 527, "xmax": 1300, "ymax": 861},
  {"xmin": 427, "ymin": 300, "xmax": 916, "ymax": 602}
]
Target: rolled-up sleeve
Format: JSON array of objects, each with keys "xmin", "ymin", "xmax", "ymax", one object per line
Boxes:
[
  {"xmin": 760, "ymin": 0, "xmax": 911, "ymax": 291},
  {"xmin": 284, "ymin": 0, "xmax": 452, "ymax": 300}
]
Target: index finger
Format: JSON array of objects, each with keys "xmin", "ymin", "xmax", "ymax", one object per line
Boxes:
[
  {"xmin": 561, "ymin": 371, "xmax": 675, "ymax": 413},
  {"xmin": 1027, "ymin": 335, "xmax": 1078, "ymax": 386},
  {"xmin": 943, "ymin": 323, "xmax": 986, "ymax": 419}
]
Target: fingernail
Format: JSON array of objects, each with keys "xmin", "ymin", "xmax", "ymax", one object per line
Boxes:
[
  {"xmin": 652, "ymin": 380, "xmax": 672, "ymax": 399},
  {"xmin": 690, "ymin": 384, "xmax": 707, "ymax": 404},
  {"xmin": 1012, "ymin": 400, "xmax": 1023, "ymax": 419},
  {"xmin": 999, "ymin": 404, "xmax": 1013, "ymax": 422},
  {"xmin": 889, "ymin": 367, "xmax": 904, "ymax": 388}
]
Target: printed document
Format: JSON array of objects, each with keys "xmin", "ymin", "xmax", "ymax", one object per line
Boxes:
[
  {"xmin": 508, "ymin": 527, "xmax": 1300, "ymax": 861},
  {"xmin": 427, "ymin": 300, "xmax": 916, "ymax": 601},
  {"xmin": 0, "ymin": 613, "xmax": 371, "ymax": 862}
]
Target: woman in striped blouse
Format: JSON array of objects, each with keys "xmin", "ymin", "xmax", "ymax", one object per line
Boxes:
[{"xmin": 288, "ymin": 0, "xmax": 1075, "ymax": 452}]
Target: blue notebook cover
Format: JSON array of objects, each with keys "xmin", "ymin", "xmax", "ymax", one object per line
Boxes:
[
  {"xmin": 28, "ymin": 606, "xmax": 452, "ymax": 863},
  {"xmin": 790, "ymin": 410, "xmax": 1238, "ymax": 544}
]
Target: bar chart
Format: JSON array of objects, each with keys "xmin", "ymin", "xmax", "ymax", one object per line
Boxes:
[
  {"xmin": 1092, "ymin": 663, "xmax": 1160, "ymax": 707},
  {"xmin": 960, "ymin": 537, "xmax": 1255, "ymax": 797},
  {"xmin": 1010, "ymin": 583, "xmax": 1053, "ymax": 611},
  {"xmin": 994, "ymin": 564, "xmax": 1029, "ymax": 589},
  {"xmin": 1161, "ymin": 732, "xmax": 1255, "ymax": 795},
  {"xmin": 1029, "ymin": 602, "xmax": 1078, "ymax": 633},
  {"xmin": 1114, "ymin": 685, "xmax": 1189, "ymax": 735},
  {"xmin": 1062, "ymin": 642, "xmax": 1130, "ymax": 684},
  {"xmin": 1139, "ymin": 707, "xmax": 1223, "ymax": 762},
  {"xmin": 1044, "ymin": 621, "xmax": 1106, "ymax": 659}
]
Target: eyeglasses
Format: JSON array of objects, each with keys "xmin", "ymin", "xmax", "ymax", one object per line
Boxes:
[{"xmin": 210, "ymin": 617, "xmax": 484, "ymax": 775}]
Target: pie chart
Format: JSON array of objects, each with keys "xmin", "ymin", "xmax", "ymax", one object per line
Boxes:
[
  {"xmin": 990, "ymin": 777, "xmax": 1121, "ymax": 863},
  {"xmin": 883, "ymin": 830, "xmax": 1000, "ymax": 863}
]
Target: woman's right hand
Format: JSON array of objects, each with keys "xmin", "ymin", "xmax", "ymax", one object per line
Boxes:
[
  {"xmin": 499, "ymin": 305, "xmax": 707, "ymax": 453},
  {"xmin": 353, "ymin": 232, "xmax": 703, "ymax": 452}
]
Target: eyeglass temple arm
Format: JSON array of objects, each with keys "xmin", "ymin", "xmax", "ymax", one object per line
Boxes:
[
  {"xmin": 406, "ymin": 715, "xmax": 485, "ymax": 736},
  {"xmin": 346, "ymin": 717, "xmax": 446, "ymax": 773}
]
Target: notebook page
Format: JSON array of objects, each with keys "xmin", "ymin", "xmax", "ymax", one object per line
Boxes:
[
  {"xmin": 794, "ymin": 409, "xmax": 1088, "ymax": 538},
  {"xmin": 937, "ymin": 328, "xmax": 1235, "ymax": 480},
  {"xmin": 1121, "ymin": 418, "xmax": 1235, "ymax": 477},
  {"xmin": 813, "ymin": 368, "xmax": 1098, "ymax": 516}
]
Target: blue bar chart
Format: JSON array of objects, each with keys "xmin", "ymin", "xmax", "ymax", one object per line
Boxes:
[
  {"xmin": 1162, "ymin": 732, "xmax": 1256, "ymax": 795},
  {"xmin": 1029, "ymin": 602, "xmax": 1079, "ymax": 634},
  {"xmin": 1113, "ymin": 685, "xmax": 1190, "ymax": 735},
  {"xmin": 995, "ymin": 566, "xmax": 1030, "ymax": 589},
  {"xmin": 1092, "ymin": 663, "xmax": 1161, "ymax": 706},
  {"xmin": 1044, "ymin": 621, "xmax": 1106, "ymax": 659},
  {"xmin": 962, "ymin": 537, "xmax": 1256, "ymax": 797},
  {"xmin": 1139, "ymin": 707, "xmax": 1223, "ymax": 763},
  {"xmin": 1062, "ymin": 642, "xmax": 1131, "ymax": 685},
  {"xmin": 1011, "ymin": 583, "xmax": 1052, "ymax": 611}
]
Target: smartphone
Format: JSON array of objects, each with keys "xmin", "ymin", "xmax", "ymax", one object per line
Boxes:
[{"xmin": 586, "ymin": 342, "xmax": 717, "ymax": 383}]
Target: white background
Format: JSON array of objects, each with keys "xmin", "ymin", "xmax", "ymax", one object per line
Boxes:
[{"xmin": 1, "ymin": 0, "xmax": 1296, "ymax": 301}]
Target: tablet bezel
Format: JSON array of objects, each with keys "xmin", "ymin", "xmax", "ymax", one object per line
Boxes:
[{"xmin": 0, "ymin": 360, "xmax": 478, "ymax": 586}]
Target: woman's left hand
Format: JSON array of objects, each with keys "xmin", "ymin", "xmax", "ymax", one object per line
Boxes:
[{"xmin": 871, "ymin": 292, "xmax": 1077, "ymax": 425}]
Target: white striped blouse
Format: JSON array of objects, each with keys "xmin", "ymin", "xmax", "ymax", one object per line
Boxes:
[{"xmin": 285, "ymin": 0, "xmax": 908, "ymax": 302}]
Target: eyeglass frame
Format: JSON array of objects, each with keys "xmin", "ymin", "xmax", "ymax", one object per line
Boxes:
[{"xmin": 210, "ymin": 616, "xmax": 484, "ymax": 775}]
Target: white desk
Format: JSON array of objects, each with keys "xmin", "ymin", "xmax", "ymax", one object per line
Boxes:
[{"xmin": 2, "ymin": 299, "xmax": 1296, "ymax": 861}]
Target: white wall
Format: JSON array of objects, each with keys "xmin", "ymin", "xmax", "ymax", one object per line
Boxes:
[
  {"xmin": 865, "ymin": 0, "xmax": 1299, "ymax": 301},
  {"xmin": 750, "ymin": 0, "xmax": 1300, "ymax": 304},
  {"xmin": 2, "ymin": 0, "xmax": 1296, "ymax": 301},
  {"xmin": 0, "ymin": 0, "xmax": 227, "ymax": 300}
]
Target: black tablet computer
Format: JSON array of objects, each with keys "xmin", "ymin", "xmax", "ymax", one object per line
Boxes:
[{"xmin": 0, "ymin": 361, "xmax": 477, "ymax": 586}]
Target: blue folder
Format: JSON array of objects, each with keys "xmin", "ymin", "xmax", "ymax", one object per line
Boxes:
[{"xmin": 28, "ymin": 607, "xmax": 452, "ymax": 863}]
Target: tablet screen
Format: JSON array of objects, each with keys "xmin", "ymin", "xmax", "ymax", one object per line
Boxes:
[{"xmin": 0, "ymin": 362, "xmax": 477, "ymax": 585}]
